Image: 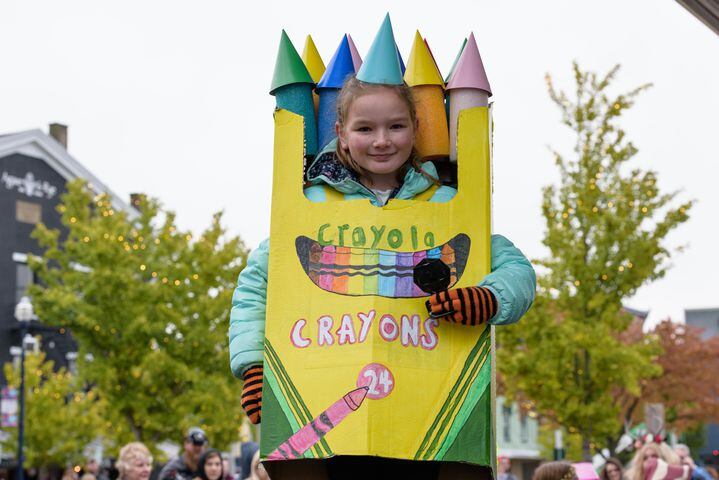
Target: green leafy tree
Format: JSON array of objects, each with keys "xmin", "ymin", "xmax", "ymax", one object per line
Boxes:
[
  {"xmin": 498, "ymin": 64, "xmax": 693, "ymax": 458},
  {"xmin": 1, "ymin": 351, "xmax": 104, "ymax": 468},
  {"xmin": 29, "ymin": 180, "xmax": 247, "ymax": 450}
]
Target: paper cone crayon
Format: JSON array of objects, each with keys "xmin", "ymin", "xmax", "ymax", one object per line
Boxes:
[
  {"xmin": 424, "ymin": 38, "xmax": 441, "ymax": 76},
  {"xmin": 356, "ymin": 14, "xmax": 404, "ymax": 85},
  {"xmin": 396, "ymin": 45, "xmax": 406, "ymax": 75},
  {"xmin": 445, "ymin": 37, "xmax": 467, "ymax": 84},
  {"xmin": 446, "ymin": 33, "xmax": 491, "ymax": 162},
  {"xmin": 444, "ymin": 37, "xmax": 467, "ymax": 121},
  {"xmin": 346, "ymin": 34, "xmax": 363, "ymax": 71},
  {"xmin": 301, "ymin": 35, "xmax": 325, "ymax": 115},
  {"xmin": 271, "ymin": 30, "xmax": 318, "ymax": 156},
  {"xmin": 317, "ymin": 35, "xmax": 356, "ymax": 149},
  {"xmin": 301, "ymin": 35, "xmax": 325, "ymax": 83},
  {"xmin": 404, "ymin": 31, "xmax": 443, "ymax": 87},
  {"xmin": 267, "ymin": 387, "xmax": 369, "ymax": 460},
  {"xmin": 404, "ymin": 32, "xmax": 448, "ymax": 159}
]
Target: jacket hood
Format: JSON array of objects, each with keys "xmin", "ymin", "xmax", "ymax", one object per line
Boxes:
[{"xmin": 306, "ymin": 138, "xmax": 439, "ymax": 199}]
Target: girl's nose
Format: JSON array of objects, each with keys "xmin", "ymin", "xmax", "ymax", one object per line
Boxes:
[{"xmin": 373, "ymin": 130, "xmax": 391, "ymax": 147}]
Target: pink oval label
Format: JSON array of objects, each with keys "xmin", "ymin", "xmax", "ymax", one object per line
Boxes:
[{"xmin": 357, "ymin": 363, "xmax": 395, "ymax": 400}]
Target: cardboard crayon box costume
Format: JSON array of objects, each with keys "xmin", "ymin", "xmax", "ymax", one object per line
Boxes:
[{"xmin": 230, "ymin": 16, "xmax": 535, "ymax": 478}]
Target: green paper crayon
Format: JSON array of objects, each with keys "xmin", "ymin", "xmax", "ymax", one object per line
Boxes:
[{"xmin": 270, "ymin": 30, "xmax": 318, "ymax": 156}]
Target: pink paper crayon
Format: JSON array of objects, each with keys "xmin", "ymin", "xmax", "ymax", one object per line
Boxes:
[
  {"xmin": 346, "ymin": 34, "xmax": 363, "ymax": 71},
  {"xmin": 446, "ymin": 32, "xmax": 492, "ymax": 163},
  {"xmin": 319, "ymin": 245, "xmax": 336, "ymax": 291},
  {"xmin": 267, "ymin": 387, "xmax": 369, "ymax": 460}
]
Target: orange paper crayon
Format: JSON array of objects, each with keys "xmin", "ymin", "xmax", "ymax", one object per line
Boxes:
[{"xmin": 404, "ymin": 31, "xmax": 448, "ymax": 160}]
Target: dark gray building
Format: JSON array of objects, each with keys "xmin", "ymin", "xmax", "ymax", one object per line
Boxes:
[
  {"xmin": 0, "ymin": 124, "xmax": 133, "ymax": 382},
  {"xmin": 685, "ymin": 307, "xmax": 719, "ymax": 465}
]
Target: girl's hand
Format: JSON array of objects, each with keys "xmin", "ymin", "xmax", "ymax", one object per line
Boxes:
[
  {"xmin": 241, "ymin": 365, "xmax": 264, "ymax": 424},
  {"xmin": 425, "ymin": 287, "xmax": 497, "ymax": 326}
]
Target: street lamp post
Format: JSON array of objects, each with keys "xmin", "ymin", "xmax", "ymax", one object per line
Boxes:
[{"xmin": 14, "ymin": 296, "xmax": 33, "ymax": 480}]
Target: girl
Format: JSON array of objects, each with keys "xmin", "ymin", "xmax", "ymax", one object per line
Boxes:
[
  {"xmin": 196, "ymin": 449, "xmax": 223, "ymax": 480},
  {"xmin": 229, "ymin": 76, "xmax": 536, "ymax": 470}
]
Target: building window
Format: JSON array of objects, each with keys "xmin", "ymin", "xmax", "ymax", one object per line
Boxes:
[
  {"xmin": 16, "ymin": 200, "xmax": 41, "ymax": 224},
  {"xmin": 520, "ymin": 412, "xmax": 529, "ymax": 443},
  {"xmin": 16, "ymin": 263, "xmax": 34, "ymax": 302},
  {"xmin": 502, "ymin": 404, "xmax": 512, "ymax": 443}
]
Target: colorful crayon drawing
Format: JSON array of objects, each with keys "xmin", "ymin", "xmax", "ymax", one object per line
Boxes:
[
  {"xmin": 267, "ymin": 386, "xmax": 370, "ymax": 461},
  {"xmin": 294, "ymin": 233, "xmax": 471, "ymax": 297}
]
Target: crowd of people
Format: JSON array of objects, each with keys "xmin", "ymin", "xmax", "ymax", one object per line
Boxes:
[
  {"xmin": 526, "ymin": 441, "xmax": 718, "ymax": 480},
  {"xmin": 106, "ymin": 427, "xmax": 267, "ymax": 480}
]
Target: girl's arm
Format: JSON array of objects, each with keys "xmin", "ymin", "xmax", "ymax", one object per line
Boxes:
[
  {"xmin": 229, "ymin": 238, "xmax": 270, "ymax": 378},
  {"xmin": 479, "ymin": 234, "xmax": 536, "ymax": 325}
]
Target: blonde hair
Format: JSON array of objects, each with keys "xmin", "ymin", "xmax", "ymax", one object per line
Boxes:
[
  {"xmin": 117, "ymin": 442, "xmax": 152, "ymax": 480},
  {"xmin": 334, "ymin": 75, "xmax": 434, "ymax": 186},
  {"xmin": 626, "ymin": 443, "xmax": 678, "ymax": 480}
]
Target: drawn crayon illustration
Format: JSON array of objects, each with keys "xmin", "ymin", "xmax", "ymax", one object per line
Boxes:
[
  {"xmin": 267, "ymin": 386, "xmax": 369, "ymax": 461},
  {"xmin": 294, "ymin": 233, "xmax": 470, "ymax": 297}
]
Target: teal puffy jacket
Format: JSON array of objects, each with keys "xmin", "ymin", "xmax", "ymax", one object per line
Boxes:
[{"xmin": 229, "ymin": 148, "xmax": 536, "ymax": 377}]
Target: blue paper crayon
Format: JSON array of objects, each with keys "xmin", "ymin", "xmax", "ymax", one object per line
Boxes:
[{"xmin": 316, "ymin": 35, "xmax": 356, "ymax": 150}]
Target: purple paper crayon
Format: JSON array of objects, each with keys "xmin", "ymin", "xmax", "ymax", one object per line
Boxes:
[{"xmin": 267, "ymin": 387, "xmax": 369, "ymax": 461}]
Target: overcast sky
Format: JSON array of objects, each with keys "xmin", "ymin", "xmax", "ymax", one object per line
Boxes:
[{"xmin": 2, "ymin": 0, "xmax": 717, "ymax": 327}]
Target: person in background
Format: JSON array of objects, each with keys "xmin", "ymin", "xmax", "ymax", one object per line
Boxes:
[
  {"xmin": 247, "ymin": 452, "xmax": 269, "ymax": 480},
  {"xmin": 599, "ymin": 458, "xmax": 624, "ymax": 480},
  {"xmin": 116, "ymin": 442, "xmax": 152, "ymax": 480},
  {"xmin": 196, "ymin": 449, "xmax": 223, "ymax": 480},
  {"xmin": 158, "ymin": 427, "xmax": 208, "ymax": 480},
  {"xmin": 220, "ymin": 456, "xmax": 234, "ymax": 480},
  {"xmin": 499, "ymin": 457, "xmax": 518, "ymax": 480},
  {"xmin": 674, "ymin": 444, "xmax": 713, "ymax": 480},
  {"xmin": 627, "ymin": 443, "xmax": 691, "ymax": 480},
  {"xmin": 238, "ymin": 443, "xmax": 259, "ymax": 480},
  {"xmin": 532, "ymin": 462, "xmax": 577, "ymax": 480}
]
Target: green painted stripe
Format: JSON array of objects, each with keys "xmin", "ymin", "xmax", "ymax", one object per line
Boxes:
[
  {"xmin": 434, "ymin": 353, "xmax": 492, "ymax": 460},
  {"xmin": 264, "ymin": 341, "xmax": 327, "ymax": 458},
  {"xmin": 421, "ymin": 342, "xmax": 489, "ymax": 459},
  {"xmin": 265, "ymin": 339, "xmax": 333, "ymax": 456},
  {"xmin": 263, "ymin": 363, "xmax": 309, "ymax": 453},
  {"xmin": 263, "ymin": 344, "xmax": 320, "ymax": 458},
  {"xmin": 415, "ymin": 326, "xmax": 490, "ymax": 459}
]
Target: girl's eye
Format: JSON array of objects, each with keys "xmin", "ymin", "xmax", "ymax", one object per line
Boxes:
[
  {"xmin": 357, "ymin": 126, "xmax": 371, "ymax": 132},
  {"xmin": 391, "ymin": 124, "xmax": 406, "ymax": 129}
]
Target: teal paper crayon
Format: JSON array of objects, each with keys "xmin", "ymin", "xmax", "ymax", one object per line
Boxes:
[
  {"xmin": 270, "ymin": 30, "xmax": 318, "ymax": 156},
  {"xmin": 267, "ymin": 387, "xmax": 369, "ymax": 461}
]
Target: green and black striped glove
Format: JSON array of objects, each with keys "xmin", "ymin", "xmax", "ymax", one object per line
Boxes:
[
  {"xmin": 425, "ymin": 286, "xmax": 497, "ymax": 326},
  {"xmin": 241, "ymin": 365, "xmax": 263, "ymax": 424}
]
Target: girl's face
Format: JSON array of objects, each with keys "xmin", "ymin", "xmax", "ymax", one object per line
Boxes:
[
  {"xmin": 337, "ymin": 87, "xmax": 415, "ymax": 189},
  {"xmin": 204, "ymin": 455, "xmax": 223, "ymax": 480},
  {"xmin": 126, "ymin": 457, "xmax": 151, "ymax": 480},
  {"xmin": 605, "ymin": 463, "xmax": 621, "ymax": 480}
]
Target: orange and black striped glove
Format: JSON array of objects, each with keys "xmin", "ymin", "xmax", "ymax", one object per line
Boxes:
[
  {"xmin": 241, "ymin": 365, "xmax": 263, "ymax": 424},
  {"xmin": 425, "ymin": 286, "xmax": 498, "ymax": 326}
]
